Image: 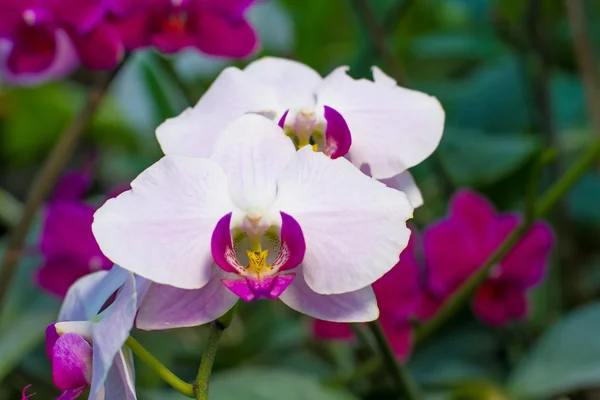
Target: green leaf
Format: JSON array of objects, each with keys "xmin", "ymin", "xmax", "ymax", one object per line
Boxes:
[
  {"xmin": 452, "ymin": 57, "xmax": 530, "ymax": 134},
  {"xmin": 506, "ymin": 301, "xmax": 600, "ymax": 399},
  {"xmin": 566, "ymin": 173, "xmax": 600, "ymax": 226},
  {"xmin": 0, "ymin": 306, "xmax": 56, "ymax": 380},
  {"xmin": 141, "ymin": 368, "xmax": 357, "ymax": 400},
  {"xmin": 210, "ymin": 368, "xmax": 358, "ymax": 400},
  {"xmin": 437, "ymin": 129, "xmax": 540, "ymax": 186},
  {"xmin": 409, "ymin": 323, "xmax": 504, "ymax": 386}
]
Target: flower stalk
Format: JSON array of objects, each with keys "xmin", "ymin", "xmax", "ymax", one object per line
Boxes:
[
  {"xmin": 126, "ymin": 336, "xmax": 195, "ymax": 398},
  {"xmin": 416, "ymin": 136, "xmax": 600, "ymax": 344},
  {"xmin": 195, "ymin": 305, "xmax": 237, "ymax": 400},
  {"xmin": 367, "ymin": 321, "xmax": 422, "ymax": 400}
]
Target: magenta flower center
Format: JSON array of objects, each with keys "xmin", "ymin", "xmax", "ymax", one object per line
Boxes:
[{"xmin": 160, "ymin": 12, "xmax": 189, "ymax": 35}]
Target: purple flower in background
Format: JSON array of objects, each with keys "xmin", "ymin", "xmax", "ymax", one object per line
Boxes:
[
  {"xmin": 46, "ymin": 267, "xmax": 138, "ymax": 399},
  {"xmin": 419, "ymin": 189, "xmax": 555, "ymax": 326},
  {"xmin": 0, "ymin": 32, "xmax": 77, "ymax": 85},
  {"xmin": 36, "ymin": 172, "xmax": 113, "ymax": 298},
  {"xmin": 93, "ymin": 115, "xmax": 413, "ymax": 329},
  {"xmin": 112, "ymin": 0, "xmax": 258, "ymax": 57},
  {"xmin": 313, "ymin": 229, "xmax": 421, "ymax": 360},
  {"xmin": 0, "ymin": 0, "xmax": 123, "ymax": 75}
]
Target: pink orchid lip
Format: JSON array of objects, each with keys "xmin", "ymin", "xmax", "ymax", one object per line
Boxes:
[
  {"xmin": 211, "ymin": 211, "xmax": 306, "ymax": 301},
  {"xmin": 277, "ymin": 106, "xmax": 352, "ymax": 159},
  {"xmin": 51, "ymin": 332, "xmax": 93, "ymax": 391},
  {"xmin": 222, "ymin": 273, "xmax": 295, "ymax": 302}
]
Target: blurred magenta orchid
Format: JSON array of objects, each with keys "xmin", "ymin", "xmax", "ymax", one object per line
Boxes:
[
  {"xmin": 419, "ymin": 189, "xmax": 555, "ymax": 326},
  {"xmin": 0, "ymin": 32, "xmax": 77, "ymax": 85},
  {"xmin": 313, "ymin": 229, "xmax": 421, "ymax": 360},
  {"xmin": 46, "ymin": 267, "xmax": 138, "ymax": 399},
  {"xmin": 112, "ymin": 0, "xmax": 258, "ymax": 56},
  {"xmin": 156, "ymin": 57, "xmax": 443, "ymax": 207},
  {"xmin": 36, "ymin": 172, "xmax": 113, "ymax": 298},
  {"xmin": 0, "ymin": 0, "xmax": 123, "ymax": 74},
  {"xmin": 93, "ymin": 114, "xmax": 414, "ymax": 328}
]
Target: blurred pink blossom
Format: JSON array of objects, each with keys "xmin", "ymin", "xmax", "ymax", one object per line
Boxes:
[
  {"xmin": 111, "ymin": 0, "xmax": 258, "ymax": 57},
  {"xmin": 419, "ymin": 189, "xmax": 555, "ymax": 326}
]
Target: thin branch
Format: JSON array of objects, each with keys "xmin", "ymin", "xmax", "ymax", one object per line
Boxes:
[
  {"xmin": 416, "ymin": 136, "xmax": 600, "ymax": 344},
  {"xmin": 351, "ymin": 0, "xmax": 409, "ymax": 85},
  {"xmin": 367, "ymin": 321, "xmax": 422, "ymax": 400},
  {"xmin": 195, "ymin": 305, "xmax": 237, "ymax": 400},
  {"xmin": 0, "ymin": 63, "xmax": 125, "ymax": 308},
  {"xmin": 126, "ymin": 336, "xmax": 195, "ymax": 398},
  {"xmin": 565, "ymin": 0, "xmax": 600, "ymax": 135}
]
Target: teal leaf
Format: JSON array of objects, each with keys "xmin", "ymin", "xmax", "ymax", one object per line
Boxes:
[
  {"xmin": 437, "ymin": 129, "xmax": 540, "ymax": 186},
  {"xmin": 507, "ymin": 302, "xmax": 600, "ymax": 399}
]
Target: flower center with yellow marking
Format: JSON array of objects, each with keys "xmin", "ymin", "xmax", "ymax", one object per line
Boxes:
[{"xmin": 246, "ymin": 249, "xmax": 271, "ymax": 277}]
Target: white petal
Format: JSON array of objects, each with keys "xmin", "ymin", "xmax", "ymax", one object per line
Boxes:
[
  {"xmin": 279, "ymin": 270, "xmax": 378, "ymax": 322},
  {"xmin": 379, "ymin": 170, "xmax": 424, "ymax": 208},
  {"xmin": 90, "ymin": 271, "xmax": 137, "ymax": 399},
  {"xmin": 210, "ymin": 114, "xmax": 296, "ymax": 211},
  {"xmin": 102, "ymin": 349, "xmax": 136, "ymax": 400},
  {"xmin": 93, "ymin": 155, "xmax": 234, "ymax": 289},
  {"xmin": 317, "ymin": 67, "xmax": 445, "ymax": 179},
  {"xmin": 273, "ymin": 147, "xmax": 414, "ymax": 294},
  {"xmin": 243, "ymin": 57, "xmax": 322, "ymax": 109},
  {"xmin": 156, "ymin": 66, "xmax": 281, "ymax": 157},
  {"xmin": 59, "ymin": 270, "xmax": 116, "ymax": 321},
  {"xmin": 371, "ymin": 66, "xmax": 397, "ymax": 86},
  {"xmin": 136, "ymin": 269, "xmax": 238, "ymax": 330}
]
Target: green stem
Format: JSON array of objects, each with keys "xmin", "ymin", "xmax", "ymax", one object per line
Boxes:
[
  {"xmin": 195, "ymin": 306, "xmax": 237, "ymax": 400},
  {"xmin": 536, "ymin": 137, "xmax": 600, "ymax": 216},
  {"xmin": 367, "ymin": 321, "xmax": 422, "ymax": 400},
  {"xmin": 416, "ymin": 137, "xmax": 600, "ymax": 345},
  {"xmin": 125, "ymin": 336, "xmax": 195, "ymax": 398}
]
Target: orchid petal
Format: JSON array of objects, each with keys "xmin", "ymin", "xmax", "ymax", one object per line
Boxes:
[
  {"xmin": 243, "ymin": 57, "xmax": 322, "ymax": 109},
  {"xmin": 50, "ymin": 0, "xmax": 104, "ymax": 33},
  {"xmin": 473, "ymin": 282, "xmax": 528, "ymax": 326},
  {"xmin": 136, "ymin": 271, "xmax": 238, "ymax": 330},
  {"xmin": 73, "ymin": 21, "xmax": 123, "ymax": 70},
  {"xmin": 0, "ymin": 30, "xmax": 77, "ymax": 85},
  {"xmin": 273, "ymin": 147, "xmax": 413, "ymax": 294},
  {"xmin": 501, "ymin": 221, "xmax": 554, "ymax": 287},
  {"xmin": 210, "ymin": 114, "xmax": 296, "ymax": 211},
  {"xmin": 7, "ymin": 25, "xmax": 56, "ymax": 74},
  {"xmin": 378, "ymin": 170, "xmax": 424, "ymax": 208},
  {"xmin": 317, "ymin": 67, "xmax": 445, "ymax": 179},
  {"xmin": 57, "ymin": 388, "xmax": 86, "ymax": 400},
  {"xmin": 312, "ymin": 320, "xmax": 353, "ymax": 340},
  {"xmin": 156, "ymin": 67, "xmax": 280, "ymax": 158},
  {"xmin": 58, "ymin": 270, "xmax": 111, "ymax": 321},
  {"xmin": 279, "ymin": 270, "xmax": 378, "ymax": 322},
  {"xmin": 322, "ymin": 105, "xmax": 351, "ymax": 159},
  {"xmin": 194, "ymin": 9, "xmax": 258, "ymax": 58},
  {"xmin": 93, "ymin": 155, "xmax": 234, "ymax": 289},
  {"xmin": 103, "ymin": 348, "xmax": 137, "ymax": 400},
  {"xmin": 89, "ymin": 271, "xmax": 137, "ymax": 398},
  {"xmin": 52, "ymin": 333, "xmax": 93, "ymax": 390}
]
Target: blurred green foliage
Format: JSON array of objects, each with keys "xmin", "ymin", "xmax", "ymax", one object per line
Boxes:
[{"xmin": 1, "ymin": 0, "xmax": 600, "ymax": 399}]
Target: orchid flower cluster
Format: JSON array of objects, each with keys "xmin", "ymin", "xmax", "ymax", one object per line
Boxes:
[
  {"xmin": 313, "ymin": 189, "xmax": 555, "ymax": 360},
  {"xmin": 0, "ymin": 0, "xmax": 257, "ymax": 83},
  {"xmin": 39, "ymin": 57, "xmax": 446, "ymax": 398}
]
